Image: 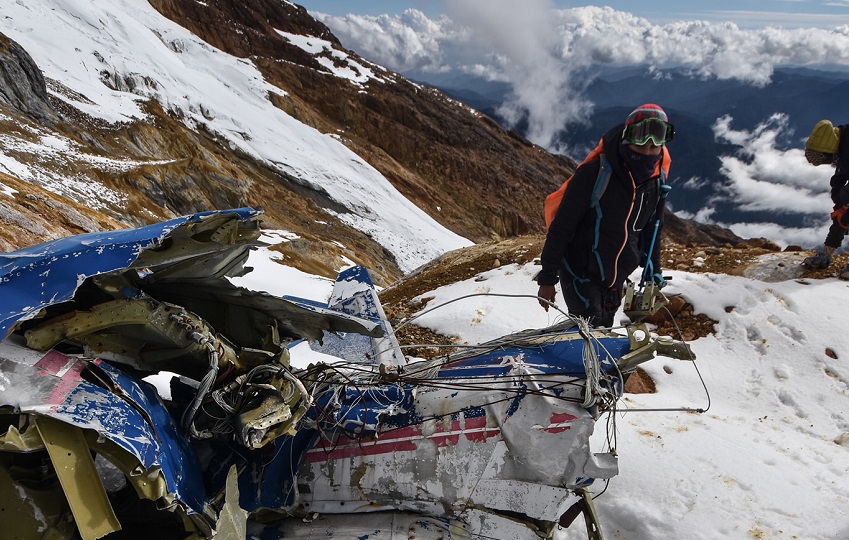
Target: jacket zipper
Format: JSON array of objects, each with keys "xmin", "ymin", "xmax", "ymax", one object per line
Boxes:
[{"xmin": 608, "ymin": 172, "xmax": 637, "ymax": 288}]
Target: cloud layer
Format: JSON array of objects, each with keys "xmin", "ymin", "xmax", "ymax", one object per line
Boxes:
[
  {"xmin": 686, "ymin": 114, "xmax": 835, "ymax": 247},
  {"xmin": 316, "ymin": 4, "xmax": 849, "ymax": 148}
]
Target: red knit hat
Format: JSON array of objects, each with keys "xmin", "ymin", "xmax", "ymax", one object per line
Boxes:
[{"xmin": 625, "ymin": 103, "xmax": 669, "ymax": 126}]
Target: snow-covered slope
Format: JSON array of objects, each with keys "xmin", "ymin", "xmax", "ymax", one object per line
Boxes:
[
  {"xmin": 596, "ymin": 270, "xmax": 849, "ymax": 539},
  {"xmin": 251, "ymin": 252, "xmax": 849, "ymax": 539},
  {"xmin": 0, "ymin": 0, "xmax": 471, "ymax": 272}
]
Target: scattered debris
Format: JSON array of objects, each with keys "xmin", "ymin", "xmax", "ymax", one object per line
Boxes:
[{"xmin": 1, "ymin": 209, "xmax": 695, "ymax": 540}]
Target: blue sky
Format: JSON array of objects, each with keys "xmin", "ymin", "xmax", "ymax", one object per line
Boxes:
[{"xmin": 297, "ymin": 0, "xmax": 849, "ymax": 27}]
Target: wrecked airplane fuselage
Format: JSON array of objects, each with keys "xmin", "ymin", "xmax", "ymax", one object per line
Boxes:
[{"xmin": 0, "ymin": 208, "xmax": 688, "ymax": 539}]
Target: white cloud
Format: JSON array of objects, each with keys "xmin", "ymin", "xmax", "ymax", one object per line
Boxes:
[
  {"xmin": 722, "ymin": 221, "xmax": 827, "ymax": 247},
  {"xmin": 315, "ymin": 9, "xmax": 460, "ymax": 73},
  {"xmin": 704, "ymin": 114, "xmax": 836, "ymax": 247},
  {"xmin": 712, "ymin": 114, "xmax": 833, "ymax": 214},
  {"xmin": 446, "ymin": 0, "xmax": 592, "ymax": 148},
  {"xmin": 316, "ymin": 5, "xmax": 849, "ymax": 149}
]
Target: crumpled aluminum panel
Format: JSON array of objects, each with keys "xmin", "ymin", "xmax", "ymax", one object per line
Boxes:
[
  {"xmin": 0, "ymin": 208, "xmax": 259, "ymax": 339},
  {"xmin": 0, "ymin": 338, "xmax": 207, "ymax": 515}
]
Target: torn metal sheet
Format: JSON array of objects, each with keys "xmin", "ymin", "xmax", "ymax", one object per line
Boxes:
[
  {"xmin": 0, "ymin": 457, "xmax": 77, "ymax": 539},
  {"xmin": 296, "ymin": 323, "xmax": 627, "ymax": 530},
  {"xmin": 0, "ymin": 339, "xmax": 207, "ymax": 514},
  {"xmin": 215, "ymin": 465, "xmax": 248, "ymax": 540},
  {"xmin": 253, "ymin": 512, "xmax": 474, "ymax": 539},
  {"xmin": 0, "ymin": 208, "xmax": 258, "ymax": 339},
  {"xmin": 0, "ymin": 207, "xmax": 380, "ymax": 348},
  {"xmin": 0, "ymin": 208, "xmax": 684, "ymax": 540},
  {"xmin": 312, "ymin": 265, "xmax": 404, "ymax": 366}
]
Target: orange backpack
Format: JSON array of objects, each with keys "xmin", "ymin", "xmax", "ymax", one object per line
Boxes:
[{"xmin": 544, "ymin": 141, "xmax": 671, "ymax": 229}]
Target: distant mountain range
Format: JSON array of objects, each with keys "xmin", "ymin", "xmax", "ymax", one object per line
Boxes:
[{"xmin": 413, "ymin": 66, "xmax": 849, "ymax": 230}]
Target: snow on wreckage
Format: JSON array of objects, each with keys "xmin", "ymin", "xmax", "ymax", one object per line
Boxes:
[{"xmin": 0, "ymin": 207, "xmax": 692, "ymax": 540}]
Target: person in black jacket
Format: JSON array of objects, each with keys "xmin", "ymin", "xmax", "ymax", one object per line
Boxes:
[
  {"xmin": 802, "ymin": 119, "xmax": 849, "ymax": 279},
  {"xmin": 536, "ymin": 104, "xmax": 673, "ymax": 327}
]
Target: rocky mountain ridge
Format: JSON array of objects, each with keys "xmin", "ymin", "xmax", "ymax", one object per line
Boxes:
[{"xmin": 0, "ymin": 0, "xmax": 761, "ymax": 292}]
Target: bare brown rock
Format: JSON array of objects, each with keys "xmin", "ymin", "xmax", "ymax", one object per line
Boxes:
[
  {"xmin": 737, "ymin": 237, "xmax": 782, "ymax": 251},
  {"xmin": 624, "ymin": 368, "xmax": 657, "ymax": 394},
  {"xmin": 642, "ymin": 294, "xmax": 687, "ymax": 324}
]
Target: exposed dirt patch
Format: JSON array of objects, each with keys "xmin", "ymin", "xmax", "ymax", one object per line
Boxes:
[
  {"xmin": 665, "ymin": 241, "xmax": 849, "ymax": 280},
  {"xmin": 380, "ymin": 236, "xmax": 545, "ymax": 306}
]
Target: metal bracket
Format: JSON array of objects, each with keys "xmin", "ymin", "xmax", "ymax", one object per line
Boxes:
[
  {"xmin": 622, "ymin": 280, "xmax": 669, "ymax": 322},
  {"xmin": 559, "ymin": 487, "xmax": 605, "ymax": 539},
  {"xmin": 35, "ymin": 416, "xmax": 122, "ymax": 540}
]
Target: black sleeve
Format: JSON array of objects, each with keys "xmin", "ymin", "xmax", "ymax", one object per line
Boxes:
[
  {"xmin": 835, "ymin": 182, "xmax": 849, "ymax": 207},
  {"xmin": 538, "ymin": 161, "xmax": 600, "ymax": 285},
  {"xmin": 831, "ymin": 131, "xmax": 849, "ymax": 203},
  {"xmin": 830, "ymin": 171, "xmax": 847, "ymax": 204}
]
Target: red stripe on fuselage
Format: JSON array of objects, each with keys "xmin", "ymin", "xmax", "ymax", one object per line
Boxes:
[
  {"xmin": 304, "ymin": 415, "xmax": 500, "ymax": 463},
  {"xmin": 540, "ymin": 412, "xmax": 578, "ymax": 434}
]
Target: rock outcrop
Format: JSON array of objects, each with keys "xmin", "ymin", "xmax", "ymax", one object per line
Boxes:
[{"xmin": 0, "ymin": 33, "xmax": 60, "ymax": 123}]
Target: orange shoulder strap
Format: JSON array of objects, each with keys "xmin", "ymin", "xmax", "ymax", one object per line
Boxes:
[
  {"xmin": 658, "ymin": 146, "xmax": 672, "ymax": 178},
  {"xmin": 544, "ymin": 140, "xmax": 605, "ymax": 229}
]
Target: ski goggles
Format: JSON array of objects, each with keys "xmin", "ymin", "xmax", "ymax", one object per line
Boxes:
[{"xmin": 623, "ymin": 118, "xmax": 675, "ymax": 146}]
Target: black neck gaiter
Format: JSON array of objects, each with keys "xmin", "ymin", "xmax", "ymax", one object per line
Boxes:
[{"xmin": 621, "ymin": 144, "xmax": 662, "ymax": 184}]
